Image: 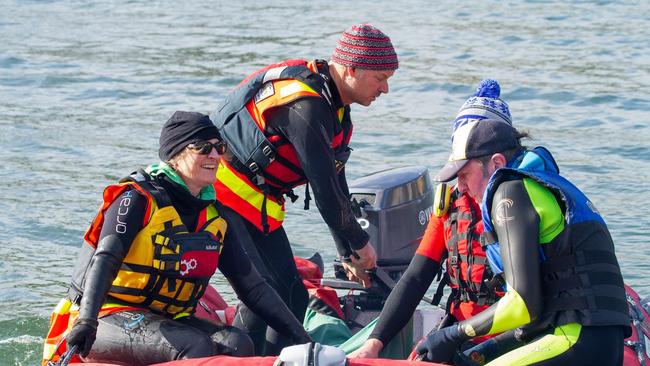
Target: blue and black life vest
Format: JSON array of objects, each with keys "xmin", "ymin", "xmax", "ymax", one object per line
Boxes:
[{"xmin": 481, "ymin": 147, "xmax": 630, "ymax": 330}]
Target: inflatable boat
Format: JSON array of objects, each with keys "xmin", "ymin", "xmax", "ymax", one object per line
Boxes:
[{"xmin": 50, "ymin": 166, "xmax": 650, "ymax": 366}]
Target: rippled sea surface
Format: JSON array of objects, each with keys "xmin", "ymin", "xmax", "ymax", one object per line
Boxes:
[{"xmin": 1, "ymin": 1, "xmax": 649, "ymax": 364}]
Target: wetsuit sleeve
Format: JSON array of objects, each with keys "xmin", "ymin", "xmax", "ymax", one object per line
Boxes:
[
  {"xmin": 219, "ymin": 221, "xmax": 311, "ymax": 344},
  {"xmin": 269, "ymin": 98, "xmax": 370, "ymax": 253},
  {"xmin": 456, "ymin": 179, "xmax": 543, "ymax": 338},
  {"xmin": 327, "ymin": 166, "xmax": 356, "ymax": 257},
  {"xmin": 368, "ymin": 213, "xmax": 446, "ymax": 343},
  {"xmin": 77, "ymin": 188, "xmax": 147, "ymax": 321},
  {"xmin": 369, "ymin": 254, "xmax": 440, "ymax": 344}
]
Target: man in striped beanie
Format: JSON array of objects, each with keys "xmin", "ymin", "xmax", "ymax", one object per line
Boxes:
[
  {"xmin": 330, "ymin": 23, "xmax": 399, "ymax": 106},
  {"xmin": 211, "ymin": 24, "xmax": 398, "ymax": 355}
]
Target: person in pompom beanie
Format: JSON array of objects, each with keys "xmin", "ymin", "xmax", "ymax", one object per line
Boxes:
[
  {"xmin": 351, "ymin": 79, "xmax": 510, "ymax": 360},
  {"xmin": 210, "ymin": 24, "xmax": 397, "ymax": 355}
]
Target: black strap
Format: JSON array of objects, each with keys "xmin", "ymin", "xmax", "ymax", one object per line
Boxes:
[
  {"xmin": 541, "ymin": 250, "xmax": 619, "ymax": 275},
  {"xmin": 432, "ymin": 272, "xmax": 449, "ymax": 306},
  {"xmin": 481, "ymin": 231, "xmax": 498, "ymax": 247},
  {"xmin": 485, "ymin": 273, "xmax": 505, "ymax": 293},
  {"xmin": 307, "ymin": 342, "xmax": 316, "ymax": 366},
  {"xmin": 304, "ymin": 183, "xmax": 311, "ymax": 210},
  {"xmin": 465, "ymin": 199, "xmax": 481, "ymax": 293},
  {"xmin": 271, "ymin": 152, "xmax": 306, "ymax": 178},
  {"xmin": 124, "ymin": 169, "xmax": 174, "ymax": 208},
  {"xmin": 260, "ymin": 194, "xmax": 270, "ymax": 234},
  {"xmin": 544, "ymin": 271, "xmax": 624, "ymax": 295},
  {"xmin": 545, "ymin": 295, "xmax": 628, "ymax": 314}
]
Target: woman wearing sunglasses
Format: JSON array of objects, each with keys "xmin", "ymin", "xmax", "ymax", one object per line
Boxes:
[{"xmin": 43, "ymin": 111, "xmax": 311, "ymax": 365}]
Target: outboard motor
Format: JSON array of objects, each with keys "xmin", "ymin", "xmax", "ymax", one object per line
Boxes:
[
  {"xmin": 349, "ymin": 166, "xmax": 433, "ymax": 280},
  {"xmin": 348, "ymin": 165, "xmax": 434, "ymax": 279},
  {"xmin": 327, "ymin": 166, "xmax": 434, "ymax": 323}
]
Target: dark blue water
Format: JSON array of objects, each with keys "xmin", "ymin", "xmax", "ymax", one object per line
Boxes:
[{"xmin": 2, "ymin": 1, "xmax": 649, "ymax": 364}]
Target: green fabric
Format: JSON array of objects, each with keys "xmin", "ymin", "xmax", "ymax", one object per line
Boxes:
[
  {"xmin": 485, "ymin": 323, "xmax": 581, "ymax": 365},
  {"xmin": 303, "ymin": 308, "xmax": 414, "ymax": 359},
  {"xmin": 303, "ymin": 308, "xmax": 352, "ymax": 347},
  {"xmin": 522, "ymin": 178, "xmax": 564, "ymax": 244},
  {"xmin": 145, "ymin": 162, "xmax": 216, "ymax": 200}
]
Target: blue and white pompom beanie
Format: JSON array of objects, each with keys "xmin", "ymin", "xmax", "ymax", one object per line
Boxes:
[{"xmin": 452, "ymin": 79, "xmax": 512, "ymax": 134}]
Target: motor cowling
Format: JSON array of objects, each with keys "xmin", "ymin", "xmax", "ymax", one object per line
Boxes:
[{"xmin": 338, "ymin": 166, "xmax": 433, "ymax": 285}]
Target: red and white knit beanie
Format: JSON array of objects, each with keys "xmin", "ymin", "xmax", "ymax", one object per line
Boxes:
[{"xmin": 331, "ymin": 24, "xmax": 398, "ymax": 71}]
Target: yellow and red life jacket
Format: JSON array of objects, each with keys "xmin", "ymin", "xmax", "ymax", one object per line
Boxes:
[
  {"xmin": 66, "ymin": 171, "xmax": 227, "ymax": 316},
  {"xmin": 214, "ymin": 59, "xmax": 352, "ymax": 233},
  {"xmin": 86, "ymin": 173, "xmax": 226, "ymax": 315},
  {"xmin": 44, "ymin": 172, "xmax": 227, "ymax": 364}
]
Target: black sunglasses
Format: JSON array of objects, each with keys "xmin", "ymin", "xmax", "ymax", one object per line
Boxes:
[{"xmin": 187, "ymin": 140, "xmax": 227, "ymax": 155}]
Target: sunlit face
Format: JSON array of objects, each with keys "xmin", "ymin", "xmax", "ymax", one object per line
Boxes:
[
  {"xmin": 345, "ymin": 68, "xmax": 394, "ymax": 106},
  {"xmin": 456, "ymin": 159, "xmax": 493, "ymax": 203},
  {"xmin": 172, "ymin": 138, "xmax": 222, "ymax": 194}
]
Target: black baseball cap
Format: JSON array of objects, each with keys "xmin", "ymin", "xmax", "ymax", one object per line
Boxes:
[{"xmin": 435, "ymin": 119, "xmax": 520, "ymax": 182}]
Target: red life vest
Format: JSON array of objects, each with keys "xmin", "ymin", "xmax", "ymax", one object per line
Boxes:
[
  {"xmin": 443, "ymin": 191, "xmax": 501, "ymax": 322},
  {"xmin": 214, "ymin": 59, "xmax": 352, "ymax": 233}
]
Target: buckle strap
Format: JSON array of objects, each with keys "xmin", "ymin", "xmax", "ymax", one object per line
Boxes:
[
  {"xmin": 432, "ymin": 272, "xmax": 449, "ymax": 306},
  {"xmin": 545, "ymin": 295, "xmax": 628, "ymax": 314},
  {"xmin": 542, "ymin": 250, "xmax": 619, "ymax": 275},
  {"xmin": 544, "ymin": 271, "xmax": 624, "ymax": 295},
  {"xmin": 481, "ymin": 231, "xmax": 498, "ymax": 247}
]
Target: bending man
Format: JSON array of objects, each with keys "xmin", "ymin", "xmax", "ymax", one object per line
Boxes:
[
  {"xmin": 212, "ymin": 24, "xmax": 398, "ymax": 355},
  {"xmin": 351, "ymin": 79, "xmax": 511, "ymax": 358}
]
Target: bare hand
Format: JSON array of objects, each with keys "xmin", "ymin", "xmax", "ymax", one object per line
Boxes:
[
  {"xmin": 341, "ymin": 259, "xmax": 371, "ymax": 288},
  {"xmin": 340, "ymin": 242, "xmax": 377, "ymax": 288},
  {"xmin": 354, "ymin": 242, "xmax": 377, "ymax": 270},
  {"xmin": 350, "ymin": 339, "xmax": 383, "ymax": 359}
]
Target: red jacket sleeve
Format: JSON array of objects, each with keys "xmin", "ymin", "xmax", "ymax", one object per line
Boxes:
[{"xmin": 415, "ymin": 213, "xmax": 446, "ymax": 262}]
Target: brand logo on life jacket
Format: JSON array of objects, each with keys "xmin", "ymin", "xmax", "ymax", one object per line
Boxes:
[
  {"xmin": 205, "ymin": 244, "xmax": 220, "ymax": 250},
  {"xmin": 495, "ymin": 199, "xmax": 514, "ymax": 225},
  {"xmin": 180, "ymin": 258, "xmax": 197, "ymax": 276},
  {"xmin": 418, "ymin": 205, "xmax": 434, "ymax": 226},
  {"xmin": 254, "ymin": 82, "xmax": 274, "ymax": 103}
]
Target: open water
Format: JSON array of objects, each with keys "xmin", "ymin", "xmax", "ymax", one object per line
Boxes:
[{"xmin": 1, "ymin": 1, "xmax": 650, "ymax": 364}]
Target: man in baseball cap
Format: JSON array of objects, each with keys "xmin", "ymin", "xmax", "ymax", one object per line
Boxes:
[
  {"xmin": 435, "ymin": 119, "xmax": 522, "ymax": 197},
  {"xmin": 417, "ymin": 119, "xmax": 630, "ymax": 364}
]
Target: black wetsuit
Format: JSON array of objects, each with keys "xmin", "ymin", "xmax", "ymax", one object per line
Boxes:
[
  {"xmin": 76, "ymin": 174, "xmax": 310, "ymax": 365},
  {"xmin": 455, "ymin": 177, "xmax": 627, "ymax": 365},
  {"xmin": 228, "ymin": 66, "xmax": 369, "ymax": 356}
]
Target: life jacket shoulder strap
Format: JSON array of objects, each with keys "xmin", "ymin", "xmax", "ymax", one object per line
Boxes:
[
  {"xmin": 123, "ymin": 169, "xmax": 173, "ymax": 208},
  {"xmin": 215, "ymin": 60, "xmax": 331, "ymax": 178}
]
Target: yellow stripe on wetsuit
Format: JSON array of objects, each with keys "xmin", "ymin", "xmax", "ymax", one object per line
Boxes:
[{"xmin": 486, "ymin": 323, "xmax": 582, "ymax": 365}]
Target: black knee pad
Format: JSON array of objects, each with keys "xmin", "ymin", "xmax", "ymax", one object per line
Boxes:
[
  {"xmin": 182, "ymin": 333, "xmax": 217, "ymax": 358},
  {"xmin": 228, "ymin": 331, "xmax": 255, "ymax": 356},
  {"xmin": 211, "ymin": 326, "xmax": 255, "ymax": 357}
]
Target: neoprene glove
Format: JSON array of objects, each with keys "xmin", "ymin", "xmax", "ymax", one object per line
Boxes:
[
  {"xmin": 66, "ymin": 318, "xmax": 99, "ymax": 357},
  {"xmin": 415, "ymin": 324, "xmax": 466, "ymax": 363}
]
